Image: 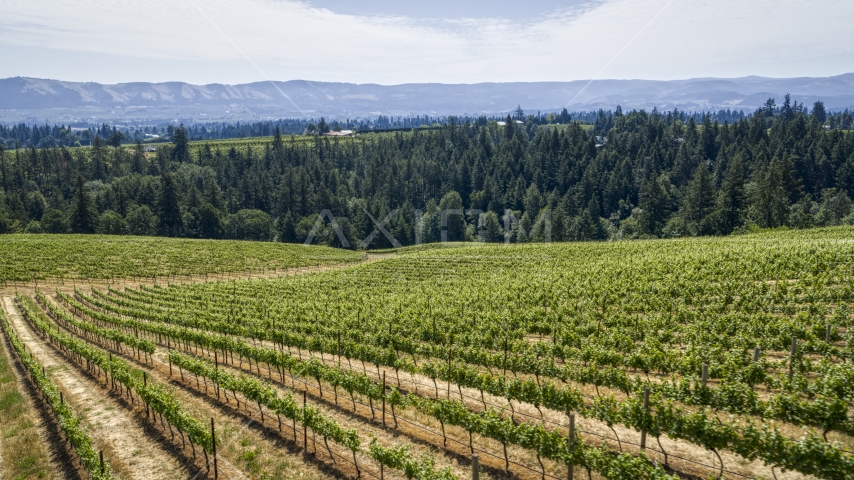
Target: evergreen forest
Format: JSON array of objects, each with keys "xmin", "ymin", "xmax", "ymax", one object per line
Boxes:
[{"xmin": 2, "ymin": 97, "xmax": 854, "ymax": 248}]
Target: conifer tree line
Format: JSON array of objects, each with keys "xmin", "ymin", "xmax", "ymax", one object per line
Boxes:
[
  {"xmin": 0, "ymin": 96, "xmax": 853, "ymax": 247},
  {"xmin": 1, "ymin": 105, "xmax": 821, "ymax": 148},
  {"xmin": 0, "ymin": 112, "xmax": 554, "ymax": 148}
]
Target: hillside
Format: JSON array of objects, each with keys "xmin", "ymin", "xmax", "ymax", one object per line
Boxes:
[
  {"xmin": 2, "ymin": 74, "xmax": 854, "ymax": 124},
  {"xmin": 1, "ymin": 228, "xmax": 853, "ymax": 480},
  {"xmin": 0, "ymin": 235, "xmax": 362, "ymax": 281}
]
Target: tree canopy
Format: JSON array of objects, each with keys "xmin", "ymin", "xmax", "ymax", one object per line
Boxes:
[{"xmin": 1, "ymin": 101, "xmax": 853, "ymax": 246}]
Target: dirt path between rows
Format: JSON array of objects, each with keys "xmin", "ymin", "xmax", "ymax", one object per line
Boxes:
[
  {"xmin": 0, "ymin": 307, "xmax": 70, "ymax": 480},
  {"xmin": 2, "ymin": 296, "xmax": 190, "ymax": 480}
]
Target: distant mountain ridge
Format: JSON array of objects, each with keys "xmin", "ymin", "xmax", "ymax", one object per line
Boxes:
[{"xmin": 1, "ymin": 75, "xmax": 853, "ymax": 124}]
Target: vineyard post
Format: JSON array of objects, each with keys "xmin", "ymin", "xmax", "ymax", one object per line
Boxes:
[
  {"xmin": 303, "ymin": 391, "xmax": 308, "ymax": 454},
  {"xmin": 567, "ymin": 414, "xmax": 575, "ymax": 480},
  {"xmin": 472, "ymin": 453, "xmax": 480, "ymax": 480},
  {"xmin": 381, "ymin": 371, "xmax": 386, "ymax": 427},
  {"xmin": 640, "ymin": 388, "xmax": 650, "ymax": 450},
  {"xmin": 143, "ymin": 372, "xmax": 149, "ymax": 417},
  {"xmin": 211, "ymin": 418, "xmax": 218, "ymax": 480},
  {"xmin": 701, "ymin": 363, "xmax": 708, "ymax": 386},
  {"xmin": 753, "ymin": 346, "xmax": 760, "ymax": 362},
  {"xmin": 447, "ymin": 348, "xmax": 452, "ymax": 399},
  {"xmin": 100, "ymin": 450, "xmax": 104, "ymax": 474},
  {"xmin": 503, "ymin": 338, "xmax": 508, "ymax": 376},
  {"xmin": 826, "ymin": 324, "xmax": 833, "ymax": 343},
  {"xmin": 789, "ymin": 336, "xmax": 797, "ymax": 380}
]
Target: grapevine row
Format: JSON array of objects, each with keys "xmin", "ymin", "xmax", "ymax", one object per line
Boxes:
[
  {"xmin": 60, "ymin": 291, "xmax": 854, "ymax": 479},
  {"xmin": 169, "ymin": 350, "xmax": 457, "ymax": 480},
  {"xmin": 170, "ymin": 350, "xmax": 673, "ymax": 480},
  {"xmin": 17, "ymin": 296, "xmax": 214, "ymax": 455},
  {"xmin": 93, "ymin": 284, "xmax": 854, "ymax": 405},
  {"xmin": 0, "ymin": 305, "xmax": 112, "ymax": 480},
  {"xmin": 81, "ymin": 287, "xmax": 854, "ymax": 437},
  {"xmin": 37, "ymin": 290, "xmax": 155, "ymax": 358}
]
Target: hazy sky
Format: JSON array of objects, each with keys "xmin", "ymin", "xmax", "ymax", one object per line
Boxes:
[{"xmin": 1, "ymin": 0, "xmax": 852, "ymax": 85}]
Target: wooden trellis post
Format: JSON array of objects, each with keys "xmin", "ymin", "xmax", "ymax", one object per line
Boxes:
[
  {"xmin": 789, "ymin": 336, "xmax": 797, "ymax": 380},
  {"xmin": 640, "ymin": 388, "xmax": 650, "ymax": 450},
  {"xmin": 567, "ymin": 414, "xmax": 575, "ymax": 480},
  {"xmin": 381, "ymin": 371, "xmax": 386, "ymax": 427},
  {"xmin": 211, "ymin": 418, "xmax": 218, "ymax": 480}
]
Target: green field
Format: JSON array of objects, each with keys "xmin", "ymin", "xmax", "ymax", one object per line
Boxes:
[
  {"xmin": 3, "ymin": 229, "xmax": 854, "ymax": 480},
  {"xmin": 184, "ymin": 129, "xmax": 411, "ymax": 155},
  {"xmin": 0, "ymin": 234, "xmax": 363, "ymax": 281}
]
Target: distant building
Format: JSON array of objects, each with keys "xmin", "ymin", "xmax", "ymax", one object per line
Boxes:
[
  {"xmin": 143, "ymin": 146, "xmax": 157, "ymax": 152},
  {"xmin": 323, "ymin": 130, "xmax": 354, "ymax": 137}
]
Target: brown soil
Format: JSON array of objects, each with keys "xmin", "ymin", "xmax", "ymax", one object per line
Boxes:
[
  {"xmin": 3, "ymin": 296, "xmax": 216, "ymax": 480},
  {"xmin": 0, "ymin": 305, "xmax": 73, "ymax": 480}
]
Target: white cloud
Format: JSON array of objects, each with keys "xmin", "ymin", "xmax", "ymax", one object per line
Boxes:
[{"xmin": 0, "ymin": 0, "xmax": 851, "ymax": 84}]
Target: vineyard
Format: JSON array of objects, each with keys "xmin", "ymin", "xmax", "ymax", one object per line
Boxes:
[
  {"xmin": 0, "ymin": 234, "xmax": 362, "ymax": 283},
  {"xmin": 184, "ymin": 130, "xmax": 403, "ymax": 157},
  {"xmin": 1, "ymin": 227, "xmax": 854, "ymax": 479}
]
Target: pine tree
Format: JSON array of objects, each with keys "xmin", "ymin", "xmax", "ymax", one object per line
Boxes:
[
  {"xmin": 781, "ymin": 94, "xmax": 794, "ymax": 121},
  {"xmin": 0, "ymin": 143, "xmax": 6, "ymax": 193},
  {"xmin": 157, "ymin": 171, "xmax": 182, "ymax": 236},
  {"xmin": 171, "ymin": 125, "xmax": 190, "ymax": 163},
  {"xmin": 712, "ymin": 155, "xmax": 746, "ymax": 234},
  {"xmin": 272, "ymin": 126, "xmax": 284, "ymax": 155},
  {"xmin": 569, "ymin": 209, "xmax": 597, "ymax": 241},
  {"xmin": 482, "ymin": 211, "xmax": 503, "ymax": 242},
  {"xmin": 317, "ymin": 118, "xmax": 330, "ymax": 134},
  {"xmin": 700, "ymin": 115, "xmax": 717, "ymax": 160},
  {"xmin": 91, "ymin": 136, "xmax": 106, "ymax": 180},
  {"xmin": 750, "ymin": 156, "xmax": 793, "ymax": 228},
  {"xmin": 70, "ymin": 175, "xmax": 97, "ymax": 234},
  {"xmin": 438, "ymin": 191, "xmax": 465, "ymax": 241},
  {"xmin": 523, "ymin": 183, "xmax": 542, "ymax": 218},
  {"xmin": 813, "ymin": 101, "xmax": 827, "ymax": 124},
  {"xmin": 198, "ymin": 203, "xmax": 224, "ymax": 239},
  {"xmin": 638, "ymin": 176, "xmax": 670, "ymax": 237},
  {"xmin": 503, "ymin": 115, "xmax": 515, "ymax": 141},
  {"xmin": 390, "ymin": 202, "xmax": 415, "ymax": 246},
  {"xmin": 108, "ymin": 127, "xmax": 123, "ymax": 148},
  {"xmin": 682, "ymin": 163, "xmax": 716, "ymax": 232},
  {"xmin": 132, "ymin": 141, "xmax": 145, "ymax": 174}
]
